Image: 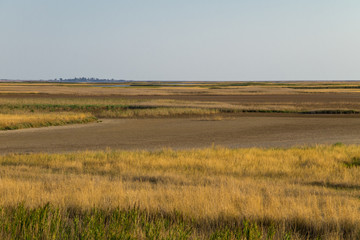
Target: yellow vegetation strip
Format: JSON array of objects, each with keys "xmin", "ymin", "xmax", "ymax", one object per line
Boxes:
[
  {"xmin": 0, "ymin": 145, "xmax": 359, "ymax": 236},
  {"xmin": 0, "ymin": 113, "xmax": 97, "ymax": 130}
]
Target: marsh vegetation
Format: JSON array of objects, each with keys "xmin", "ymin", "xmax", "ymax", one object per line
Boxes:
[
  {"xmin": 2, "ymin": 81, "xmax": 360, "ymax": 239},
  {"xmin": 0, "ymin": 112, "xmax": 96, "ymax": 130},
  {"xmin": 1, "ymin": 145, "xmax": 360, "ymax": 239}
]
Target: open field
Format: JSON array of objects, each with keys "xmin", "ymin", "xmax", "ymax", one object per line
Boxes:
[
  {"xmin": 3, "ymin": 82, "xmax": 360, "ymax": 117},
  {"xmin": 1, "ymin": 116, "xmax": 360, "ymax": 154},
  {"xmin": 3, "ymin": 92, "xmax": 360, "ymax": 119},
  {"xmin": 2, "ymin": 81, "xmax": 360, "ymax": 96},
  {"xmin": 1, "ymin": 81, "xmax": 360, "ymax": 239},
  {"xmin": 1, "ymin": 145, "xmax": 360, "ymax": 239}
]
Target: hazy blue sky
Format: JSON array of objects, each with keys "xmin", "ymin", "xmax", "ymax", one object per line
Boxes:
[{"xmin": 1, "ymin": 0, "xmax": 359, "ymax": 80}]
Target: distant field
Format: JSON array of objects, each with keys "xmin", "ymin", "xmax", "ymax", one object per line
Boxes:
[
  {"xmin": 2, "ymin": 81, "xmax": 360, "ymax": 95},
  {"xmin": 3, "ymin": 95, "xmax": 360, "ymax": 116},
  {"xmin": 3, "ymin": 81, "xmax": 360, "ymax": 119},
  {"xmin": 1, "ymin": 145, "xmax": 359, "ymax": 239}
]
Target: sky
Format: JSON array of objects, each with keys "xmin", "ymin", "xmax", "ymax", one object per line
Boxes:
[{"xmin": 0, "ymin": 0, "xmax": 359, "ymax": 81}]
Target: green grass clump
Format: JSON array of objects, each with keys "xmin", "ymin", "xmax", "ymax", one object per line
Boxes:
[
  {"xmin": 344, "ymin": 157, "xmax": 360, "ymax": 168},
  {"xmin": 0, "ymin": 204, "xmax": 305, "ymax": 240}
]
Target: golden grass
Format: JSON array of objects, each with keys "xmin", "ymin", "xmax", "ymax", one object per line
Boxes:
[
  {"xmin": 4, "ymin": 96, "xmax": 360, "ymax": 117},
  {"xmin": 0, "ymin": 82, "xmax": 311, "ymax": 95},
  {"xmin": 97, "ymin": 107, "xmax": 220, "ymax": 118},
  {"xmin": 0, "ymin": 81, "xmax": 360, "ymax": 100},
  {"xmin": 0, "ymin": 97, "xmax": 141, "ymax": 106},
  {"xmin": 0, "ymin": 112, "xmax": 97, "ymax": 130},
  {"xmin": 0, "ymin": 98, "xmax": 223, "ymax": 118},
  {"xmin": 2, "ymin": 81, "xmax": 360, "ymax": 97},
  {"xmin": 1, "ymin": 145, "xmax": 359, "ymax": 237},
  {"xmin": 3, "ymin": 81, "xmax": 360, "ymax": 118}
]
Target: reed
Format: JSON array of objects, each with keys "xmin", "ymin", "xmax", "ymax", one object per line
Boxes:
[
  {"xmin": 0, "ymin": 145, "xmax": 359, "ymax": 238},
  {"xmin": 0, "ymin": 112, "xmax": 97, "ymax": 130}
]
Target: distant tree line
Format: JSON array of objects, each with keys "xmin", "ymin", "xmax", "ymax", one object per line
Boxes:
[{"xmin": 50, "ymin": 77, "xmax": 126, "ymax": 83}]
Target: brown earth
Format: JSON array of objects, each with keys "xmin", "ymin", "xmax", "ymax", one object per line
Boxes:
[
  {"xmin": 1, "ymin": 115, "xmax": 360, "ymax": 154},
  {"xmin": 3, "ymin": 92, "xmax": 360, "ymax": 112},
  {"xmin": 115, "ymin": 93, "xmax": 360, "ymax": 103},
  {"xmin": 2, "ymin": 92, "xmax": 360, "ymax": 105}
]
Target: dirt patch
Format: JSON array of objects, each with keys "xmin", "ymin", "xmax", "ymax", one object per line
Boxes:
[{"xmin": 1, "ymin": 116, "xmax": 360, "ymax": 154}]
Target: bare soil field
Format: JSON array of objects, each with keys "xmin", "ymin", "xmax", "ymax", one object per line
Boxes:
[{"xmin": 1, "ymin": 115, "xmax": 360, "ymax": 154}]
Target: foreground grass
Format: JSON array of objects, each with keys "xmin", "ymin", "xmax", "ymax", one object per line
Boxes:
[
  {"xmin": 1, "ymin": 204, "xmax": 292, "ymax": 240},
  {"xmin": 1, "ymin": 145, "xmax": 360, "ymax": 239},
  {"xmin": 0, "ymin": 112, "xmax": 97, "ymax": 130}
]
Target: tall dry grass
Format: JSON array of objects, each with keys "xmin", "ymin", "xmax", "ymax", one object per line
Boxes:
[
  {"xmin": 3, "ymin": 96, "xmax": 360, "ymax": 118},
  {"xmin": 0, "ymin": 97, "xmax": 141, "ymax": 106},
  {"xmin": 0, "ymin": 145, "xmax": 359, "ymax": 238},
  {"xmin": 97, "ymin": 107, "xmax": 220, "ymax": 118},
  {"xmin": 0, "ymin": 112, "xmax": 96, "ymax": 130},
  {"xmin": 0, "ymin": 97, "xmax": 224, "ymax": 118}
]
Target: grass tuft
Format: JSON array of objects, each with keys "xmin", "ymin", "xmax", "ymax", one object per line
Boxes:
[{"xmin": 344, "ymin": 157, "xmax": 360, "ymax": 168}]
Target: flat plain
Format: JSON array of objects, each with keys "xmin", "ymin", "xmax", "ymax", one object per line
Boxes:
[
  {"xmin": 2, "ymin": 116, "xmax": 360, "ymax": 154},
  {"xmin": 1, "ymin": 81, "xmax": 360, "ymax": 239}
]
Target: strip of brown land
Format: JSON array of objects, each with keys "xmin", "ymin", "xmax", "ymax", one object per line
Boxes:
[{"xmin": 1, "ymin": 115, "xmax": 360, "ymax": 154}]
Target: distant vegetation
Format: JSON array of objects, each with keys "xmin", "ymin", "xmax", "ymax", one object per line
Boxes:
[
  {"xmin": 2, "ymin": 96, "xmax": 360, "ymax": 123},
  {"xmin": 49, "ymin": 77, "xmax": 127, "ymax": 83}
]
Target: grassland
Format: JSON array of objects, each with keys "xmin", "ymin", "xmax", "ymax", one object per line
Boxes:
[
  {"xmin": 2, "ymin": 95, "xmax": 360, "ymax": 121},
  {"xmin": 0, "ymin": 112, "xmax": 97, "ymax": 130},
  {"xmin": 2, "ymin": 81, "xmax": 360, "ymax": 239},
  {"xmin": 0, "ymin": 204, "xmax": 287, "ymax": 240},
  {"xmin": 0, "ymin": 96, "xmax": 224, "ymax": 127},
  {"xmin": 2, "ymin": 81, "xmax": 360, "ymax": 121},
  {"xmin": 1, "ymin": 145, "xmax": 360, "ymax": 239},
  {"xmin": 2, "ymin": 81, "xmax": 360, "ymax": 95}
]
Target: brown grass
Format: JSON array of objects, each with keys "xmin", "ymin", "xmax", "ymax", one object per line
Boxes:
[
  {"xmin": 1, "ymin": 145, "xmax": 359, "ymax": 237},
  {"xmin": 0, "ymin": 82, "xmax": 289, "ymax": 95},
  {"xmin": 0, "ymin": 112, "xmax": 97, "ymax": 130},
  {"xmin": 3, "ymin": 95, "xmax": 360, "ymax": 119},
  {"xmin": 4, "ymin": 81, "xmax": 360, "ymax": 96}
]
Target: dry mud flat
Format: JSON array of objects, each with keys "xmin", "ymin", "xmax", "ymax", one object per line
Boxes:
[{"xmin": 1, "ymin": 115, "xmax": 360, "ymax": 154}]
